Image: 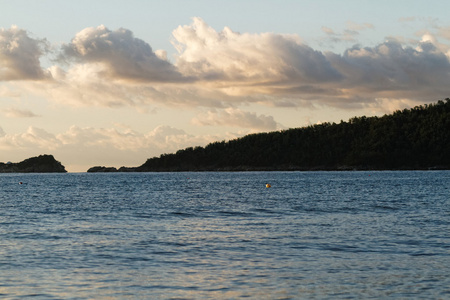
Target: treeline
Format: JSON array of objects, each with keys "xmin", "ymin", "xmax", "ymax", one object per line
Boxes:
[{"xmin": 103, "ymin": 98, "xmax": 450, "ymax": 172}]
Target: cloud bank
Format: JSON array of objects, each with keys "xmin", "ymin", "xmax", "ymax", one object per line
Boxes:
[{"xmin": 1, "ymin": 18, "xmax": 450, "ymax": 122}]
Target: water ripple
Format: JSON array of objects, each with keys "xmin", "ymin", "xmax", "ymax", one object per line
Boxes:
[{"xmin": 0, "ymin": 171, "xmax": 448, "ymax": 299}]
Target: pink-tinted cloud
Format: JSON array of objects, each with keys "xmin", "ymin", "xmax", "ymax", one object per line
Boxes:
[{"xmin": 192, "ymin": 108, "xmax": 282, "ymax": 131}]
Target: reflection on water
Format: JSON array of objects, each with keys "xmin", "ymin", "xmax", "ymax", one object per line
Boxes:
[{"xmin": 0, "ymin": 171, "xmax": 449, "ymax": 299}]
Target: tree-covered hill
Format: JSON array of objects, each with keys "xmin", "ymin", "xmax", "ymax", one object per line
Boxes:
[
  {"xmin": 90, "ymin": 99, "xmax": 450, "ymax": 172},
  {"xmin": 0, "ymin": 155, "xmax": 67, "ymax": 173}
]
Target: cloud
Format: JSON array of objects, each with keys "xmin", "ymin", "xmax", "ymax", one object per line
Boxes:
[
  {"xmin": 43, "ymin": 64, "xmax": 154, "ymax": 107},
  {"xmin": 170, "ymin": 18, "xmax": 449, "ymax": 108},
  {"xmin": 60, "ymin": 25, "xmax": 185, "ymax": 82},
  {"xmin": 55, "ymin": 125, "xmax": 210, "ymax": 152},
  {"xmin": 327, "ymin": 39, "xmax": 450, "ymax": 98},
  {"xmin": 345, "ymin": 21, "xmax": 374, "ymax": 32},
  {"xmin": 32, "ymin": 65, "xmax": 231, "ymax": 108},
  {"xmin": 399, "ymin": 16, "xmax": 417, "ymax": 23},
  {"xmin": 192, "ymin": 108, "xmax": 282, "ymax": 131},
  {"xmin": 321, "ymin": 21, "xmax": 374, "ymax": 44},
  {"xmin": 321, "ymin": 27, "xmax": 335, "ymax": 35},
  {"xmin": 4, "ymin": 19, "xmax": 450, "ymax": 112},
  {"xmin": 0, "ymin": 126, "xmax": 61, "ymax": 150},
  {"xmin": 0, "ymin": 124, "xmax": 225, "ymax": 170},
  {"xmin": 0, "ymin": 125, "xmax": 207, "ymax": 151},
  {"xmin": 438, "ymin": 27, "xmax": 450, "ymax": 41},
  {"xmin": 173, "ymin": 18, "xmax": 341, "ymax": 85},
  {"xmin": 0, "ymin": 26, "xmax": 48, "ymax": 81},
  {"xmin": 2, "ymin": 107, "xmax": 39, "ymax": 118}
]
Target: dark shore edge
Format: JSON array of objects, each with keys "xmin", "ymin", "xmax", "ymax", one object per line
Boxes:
[{"xmin": 86, "ymin": 165, "xmax": 449, "ymax": 173}]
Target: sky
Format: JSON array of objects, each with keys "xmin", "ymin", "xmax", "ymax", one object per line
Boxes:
[{"xmin": 1, "ymin": 0, "xmax": 450, "ymax": 172}]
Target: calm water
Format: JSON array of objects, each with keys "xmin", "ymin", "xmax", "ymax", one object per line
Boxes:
[{"xmin": 0, "ymin": 171, "xmax": 449, "ymax": 299}]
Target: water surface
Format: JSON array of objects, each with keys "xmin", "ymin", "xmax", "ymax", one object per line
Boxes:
[{"xmin": 0, "ymin": 171, "xmax": 449, "ymax": 299}]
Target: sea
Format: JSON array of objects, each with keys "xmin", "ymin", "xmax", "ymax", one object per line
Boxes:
[{"xmin": 0, "ymin": 171, "xmax": 449, "ymax": 299}]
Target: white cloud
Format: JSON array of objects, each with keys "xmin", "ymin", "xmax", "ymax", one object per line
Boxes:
[
  {"xmin": 0, "ymin": 126, "xmax": 60, "ymax": 150},
  {"xmin": 173, "ymin": 17, "xmax": 341, "ymax": 85},
  {"xmin": 192, "ymin": 108, "xmax": 282, "ymax": 131},
  {"xmin": 0, "ymin": 26, "xmax": 48, "ymax": 81}
]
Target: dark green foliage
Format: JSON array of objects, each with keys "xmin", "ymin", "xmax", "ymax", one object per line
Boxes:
[{"xmin": 136, "ymin": 99, "xmax": 450, "ymax": 171}]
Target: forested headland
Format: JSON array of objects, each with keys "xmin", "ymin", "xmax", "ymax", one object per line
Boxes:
[
  {"xmin": 0, "ymin": 155, "xmax": 67, "ymax": 173},
  {"xmin": 89, "ymin": 99, "xmax": 450, "ymax": 172}
]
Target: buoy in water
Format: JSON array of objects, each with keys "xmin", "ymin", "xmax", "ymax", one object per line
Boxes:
[
  {"xmin": 19, "ymin": 182, "xmax": 23, "ymax": 185},
  {"xmin": 266, "ymin": 183, "xmax": 271, "ymax": 188}
]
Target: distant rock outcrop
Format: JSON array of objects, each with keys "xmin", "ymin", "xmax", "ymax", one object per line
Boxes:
[
  {"xmin": 0, "ymin": 155, "xmax": 67, "ymax": 173},
  {"xmin": 87, "ymin": 166, "xmax": 118, "ymax": 172},
  {"xmin": 87, "ymin": 166, "xmax": 138, "ymax": 172}
]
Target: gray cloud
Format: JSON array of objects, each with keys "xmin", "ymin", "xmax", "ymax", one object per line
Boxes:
[
  {"xmin": 326, "ymin": 40, "xmax": 450, "ymax": 97},
  {"xmin": 0, "ymin": 26, "xmax": 48, "ymax": 81},
  {"xmin": 60, "ymin": 25, "xmax": 187, "ymax": 82},
  {"xmin": 253, "ymin": 38, "xmax": 450, "ymax": 109}
]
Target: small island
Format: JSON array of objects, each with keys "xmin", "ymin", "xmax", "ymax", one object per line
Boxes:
[{"xmin": 0, "ymin": 155, "xmax": 67, "ymax": 173}]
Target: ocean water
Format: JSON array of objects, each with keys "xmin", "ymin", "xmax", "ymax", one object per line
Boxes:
[{"xmin": 0, "ymin": 171, "xmax": 449, "ymax": 299}]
